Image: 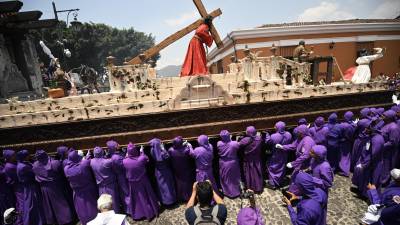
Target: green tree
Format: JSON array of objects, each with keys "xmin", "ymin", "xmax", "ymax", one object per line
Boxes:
[{"xmin": 30, "ymin": 21, "xmax": 159, "ymax": 72}]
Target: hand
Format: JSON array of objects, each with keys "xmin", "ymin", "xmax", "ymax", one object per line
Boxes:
[
  {"xmin": 354, "ymin": 118, "xmax": 360, "ymax": 124},
  {"xmin": 161, "ymin": 143, "xmax": 166, "ymax": 151},
  {"xmin": 282, "ymin": 196, "xmax": 291, "ymax": 206},
  {"xmin": 307, "ymin": 123, "xmax": 311, "ymax": 128},
  {"xmin": 82, "ymin": 150, "xmax": 88, "ymax": 157},
  {"xmin": 287, "ymin": 191, "xmax": 299, "ymax": 202},
  {"xmin": 286, "ymin": 162, "xmax": 293, "ymax": 169},
  {"xmin": 275, "ymin": 144, "xmax": 284, "ymax": 149},
  {"xmin": 366, "ymin": 142, "xmax": 371, "ymax": 150},
  {"xmin": 183, "ymin": 140, "xmax": 188, "ymax": 146},
  {"xmin": 367, "ymin": 183, "xmax": 376, "ymax": 190},
  {"xmin": 265, "ymin": 132, "xmax": 270, "ymax": 138},
  {"xmin": 356, "ymin": 164, "xmax": 363, "ymax": 169},
  {"xmin": 256, "ymin": 132, "xmax": 261, "ymax": 137},
  {"xmin": 367, "ymin": 204, "xmax": 380, "ymax": 214},
  {"xmin": 140, "ymin": 145, "xmax": 144, "ymax": 153}
]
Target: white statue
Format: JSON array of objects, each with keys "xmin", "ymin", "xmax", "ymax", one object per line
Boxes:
[{"xmin": 351, "ymin": 48, "xmax": 384, "ymax": 84}]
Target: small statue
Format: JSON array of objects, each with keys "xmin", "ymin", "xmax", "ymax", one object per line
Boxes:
[{"xmin": 293, "ymin": 40, "xmax": 313, "ymax": 62}]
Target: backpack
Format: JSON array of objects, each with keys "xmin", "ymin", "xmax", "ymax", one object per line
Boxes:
[{"xmin": 193, "ymin": 205, "xmax": 221, "ymax": 225}]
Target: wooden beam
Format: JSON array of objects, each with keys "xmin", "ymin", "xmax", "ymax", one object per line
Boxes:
[
  {"xmin": 0, "ymin": 11, "xmax": 42, "ymax": 24},
  {"xmin": 0, "ymin": 1, "xmax": 23, "ymax": 14},
  {"xmin": 192, "ymin": 0, "xmax": 224, "ymax": 49},
  {"xmin": 5, "ymin": 19, "xmax": 58, "ymax": 30},
  {"xmin": 128, "ymin": 8, "xmax": 222, "ymax": 65}
]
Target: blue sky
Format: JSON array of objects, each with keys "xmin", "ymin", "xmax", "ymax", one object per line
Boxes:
[{"xmin": 20, "ymin": 0, "xmax": 400, "ymax": 68}]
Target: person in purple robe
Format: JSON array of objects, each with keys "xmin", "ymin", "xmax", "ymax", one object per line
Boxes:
[
  {"xmin": 149, "ymin": 138, "xmax": 177, "ymax": 205},
  {"xmin": 265, "ymin": 121, "xmax": 292, "ymax": 189},
  {"xmin": 2, "ymin": 150, "xmax": 23, "ymax": 225},
  {"xmin": 122, "ymin": 142, "xmax": 159, "ymax": 220},
  {"xmin": 310, "ymin": 145, "xmax": 334, "ymax": 193},
  {"xmin": 282, "ymin": 171, "xmax": 327, "ymax": 225},
  {"xmin": 106, "ymin": 140, "xmax": 129, "ymax": 211},
  {"xmin": 338, "ymin": 111, "xmax": 356, "ymax": 177},
  {"xmin": 239, "ymin": 126, "xmax": 264, "ymax": 193},
  {"xmin": 168, "ymin": 136, "xmax": 195, "ymax": 202},
  {"xmin": 217, "ymin": 130, "xmax": 241, "ymax": 198},
  {"xmin": 64, "ymin": 149, "xmax": 98, "ymax": 225},
  {"xmin": 0, "ymin": 164, "xmax": 15, "ymax": 225},
  {"xmin": 32, "ymin": 150, "xmax": 74, "ymax": 225},
  {"xmin": 293, "ymin": 118, "xmax": 308, "ymax": 139},
  {"xmin": 57, "ymin": 146, "xmax": 70, "ymax": 167},
  {"xmin": 351, "ymin": 119, "xmax": 372, "ymax": 172},
  {"xmin": 352, "ymin": 123, "xmax": 385, "ymax": 197},
  {"xmin": 360, "ymin": 108, "xmax": 372, "ymax": 120},
  {"xmin": 16, "ymin": 150, "xmax": 45, "ymax": 225},
  {"xmin": 380, "ymin": 110, "xmax": 400, "ymax": 185},
  {"xmin": 237, "ymin": 190, "xmax": 265, "ymax": 225},
  {"xmin": 364, "ymin": 168, "xmax": 400, "ymax": 225},
  {"xmin": 326, "ymin": 113, "xmax": 342, "ymax": 172},
  {"xmin": 90, "ymin": 146, "xmax": 122, "ymax": 213},
  {"xmin": 309, "ymin": 117, "xmax": 329, "ymax": 146},
  {"xmin": 190, "ymin": 135, "xmax": 219, "ymax": 192},
  {"xmin": 276, "ymin": 124, "xmax": 316, "ymax": 195}
]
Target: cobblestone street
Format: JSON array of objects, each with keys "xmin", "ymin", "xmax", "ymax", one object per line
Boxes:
[{"xmin": 126, "ymin": 174, "xmax": 368, "ymax": 225}]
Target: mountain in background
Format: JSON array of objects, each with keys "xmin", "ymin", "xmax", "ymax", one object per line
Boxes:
[{"xmin": 157, "ymin": 65, "xmax": 181, "ymax": 77}]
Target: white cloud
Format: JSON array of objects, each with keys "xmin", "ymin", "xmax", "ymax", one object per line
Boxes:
[
  {"xmin": 297, "ymin": 1, "xmax": 355, "ymax": 22},
  {"xmin": 165, "ymin": 11, "xmax": 198, "ymax": 27},
  {"xmin": 369, "ymin": 0, "xmax": 400, "ymax": 19}
]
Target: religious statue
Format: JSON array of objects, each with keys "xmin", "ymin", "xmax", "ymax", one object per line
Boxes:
[
  {"xmin": 351, "ymin": 48, "xmax": 385, "ymax": 84},
  {"xmin": 293, "ymin": 40, "xmax": 313, "ymax": 62},
  {"xmin": 180, "ymin": 16, "xmax": 214, "ymax": 76}
]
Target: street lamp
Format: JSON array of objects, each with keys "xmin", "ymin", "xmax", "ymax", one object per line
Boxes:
[{"xmin": 52, "ymin": 1, "xmax": 81, "ymax": 31}]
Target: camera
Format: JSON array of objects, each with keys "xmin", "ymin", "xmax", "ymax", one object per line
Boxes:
[{"xmin": 240, "ymin": 181, "xmax": 254, "ymax": 199}]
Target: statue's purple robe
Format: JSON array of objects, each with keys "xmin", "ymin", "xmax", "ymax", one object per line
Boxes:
[
  {"xmin": 90, "ymin": 147, "xmax": 121, "ymax": 213},
  {"xmin": 326, "ymin": 113, "xmax": 342, "ymax": 172},
  {"xmin": 338, "ymin": 111, "xmax": 356, "ymax": 176},
  {"xmin": 352, "ymin": 130, "xmax": 385, "ymax": 197},
  {"xmin": 168, "ymin": 136, "xmax": 195, "ymax": 202},
  {"xmin": 309, "ymin": 117, "xmax": 328, "ymax": 146},
  {"xmin": 239, "ymin": 126, "xmax": 264, "ymax": 193},
  {"xmin": 282, "ymin": 125, "xmax": 315, "ymax": 195},
  {"xmin": 0, "ymin": 164, "xmax": 15, "ymax": 225},
  {"xmin": 265, "ymin": 121, "xmax": 292, "ymax": 188},
  {"xmin": 367, "ymin": 181, "xmax": 400, "ymax": 225},
  {"xmin": 2, "ymin": 150, "xmax": 24, "ymax": 225},
  {"xmin": 64, "ymin": 150, "xmax": 98, "ymax": 225},
  {"xmin": 380, "ymin": 110, "xmax": 400, "ymax": 185},
  {"xmin": 16, "ymin": 150, "xmax": 45, "ymax": 225},
  {"xmin": 217, "ymin": 130, "xmax": 241, "ymax": 198},
  {"xmin": 149, "ymin": 138, "xmax": 177, "ymax": 205},
  {"xmin": 351, "ymin": 119, "xmax": 372, "ymax": 170},
  {"xmin": 123, "ymin": 143, "xmax": 159, "ymax": 220},
  {"xmin": 237, "ymin": 207, "xmax": 265, "ymax": 225},
  {"xmin": 106, "ymin": 140, "xmax": 129, "ymax": 211},
  {"xmin": 32, "ymin": 150, "xmax": 74, "ymax": 225},
  {"xmin": 310, "ymin": 145, "xmax": 334, "ymax": 193},
  {"xmin": 190, "ymin": 135, "xmax": 219, "ymax": 192},
  {"xmin": 287, "ymin": 172, "xmax": 327, "ymax": 225}
]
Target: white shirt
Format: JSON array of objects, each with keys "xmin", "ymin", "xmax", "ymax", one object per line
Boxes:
[{"xmin": 87, "ymin": 210, "xmax": 126, "ymax": 225}]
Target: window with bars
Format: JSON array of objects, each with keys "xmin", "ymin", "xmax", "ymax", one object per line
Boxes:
[{"xmin": 279, "ymin": 45, "xmax": 296, "ymax": 59}]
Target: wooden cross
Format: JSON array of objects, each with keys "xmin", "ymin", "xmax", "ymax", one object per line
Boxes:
[{"xmin": 128, "ymin": 0, "xmax": 224, "ymax": 65}]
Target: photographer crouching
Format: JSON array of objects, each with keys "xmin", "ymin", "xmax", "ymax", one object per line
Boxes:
[
  {"xmin": 237, "ymin": 186, "xmax": 265, "ymax": 225},
  {"xmin": 185, "ymin": 181, "xmax": 227, "ymax": 225}
]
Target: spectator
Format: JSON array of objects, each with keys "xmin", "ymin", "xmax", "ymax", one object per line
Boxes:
[
  {"xmin": 185, "ymin": 181, "xmax": 227, "ymax": 225},
  {"xmin": 237, "ymin": 189, "xmax": 265, "ymax": 225},
  {"xmin": 88, "ymin": 194, "xmax": 127, "ymax": 225}
]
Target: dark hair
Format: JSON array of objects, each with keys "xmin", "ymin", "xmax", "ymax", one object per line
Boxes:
[
  {"xmin": 203, "ymin": 16, "xmax": 213, "ymax": 27},
  {"xmin": 299, "ymin": 40, "xmax": 305, "ymax": 46},
  {"xmin": 359, "ymin": 49, "xmax": 368, "ymax": 57},
  {"xmin": 196, "ymin": 181, "xmax": 213, "ymax": 207}
]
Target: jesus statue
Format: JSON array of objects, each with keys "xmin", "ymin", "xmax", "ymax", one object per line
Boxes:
[{"xmin": 180, "ymin": 16, "xmax": 214, "ymax": 76}]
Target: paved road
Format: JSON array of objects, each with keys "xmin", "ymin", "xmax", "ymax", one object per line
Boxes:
[{"xmin": 125, "ymin": 174, "xmax": 368, "ymax": 225}]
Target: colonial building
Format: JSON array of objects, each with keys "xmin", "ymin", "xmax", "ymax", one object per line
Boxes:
[{"xmin": 208, "ymin": 19, "xmax": 400, "ymax": 81}]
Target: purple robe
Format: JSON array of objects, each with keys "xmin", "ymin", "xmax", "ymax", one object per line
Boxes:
[
  {"xmin": 326, "ymin": 113, "xmax": 341, "ymax": 171},
  {"xmin": 237, "ymin": 207, "xmax": 265, "ymax": 225},
  {"xmin": 90, "ymin": 147, "xmax": 121, "ymax": 213},
  {"xmin": 107, "ymin": 140, "xmax": 129, "ymax": 211},
  {"xmin": 351, "ymin": 119, "xmax": 372, "ymax": 170},
  {"xmin": 310, "ymin": 145, "xmax": 334, "ymax": 193},
  {"xmin": 217, "ymin": 130, "xmax": 241, "ymax": 198},
  {"xmin": 0, "ymin": 164, "xmax": 15, "ymax": 225},
  {"xmin": 123, "ymin": 143, "xmax": 159, "ymax": 220},
  {"xmin": 190, "ymin": 135, "xmax": 219, "ymax": 192},
  {"xmin": 239, "ymin": 126, "xmax": 264, "ymax": 193},
  {"xmin": 168, "ymin": 136, "xmax": 195, "ymax": 202},
  {"xmin": 32, "ymin": 150, "xmax": 74, "ymax": 225},
  {"xmin": 64, "ymin": 150, "xmax": 98, "ymax": 225},
  {"xmin": 265, "ymin": 121, "xmax": 292, "ymax": 188},
  {"xmin": 16, "ymin": 150, "xmax": 45, "ymax": 225},
  {"xmin": 338, "ymin": 111, "xmax": 355, "ymax": 176},
  {"xmin": 149, "ymin": 138, "xmax": 177, "ymax": 205},
  {"xmin": 309, "ymin": 117, "xmax": 328, "ymax": 146},
  {"xmin": 380, "ymin": 110, "xmax": 400, "ymax": 184},
  {"xmin": 367, "ymin": 182, "xmax": 400, "ymax": 225},
  {"xmin": 352, "ymin": 131, "xmax": 385, "ymax": 197},
  {"xmin": 287, "ymin": 172, "xmax": 327, "ymax": 225},
  {"xmin": 2, "ymin": 150, "xmax": 24, "ymax": 225}
]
